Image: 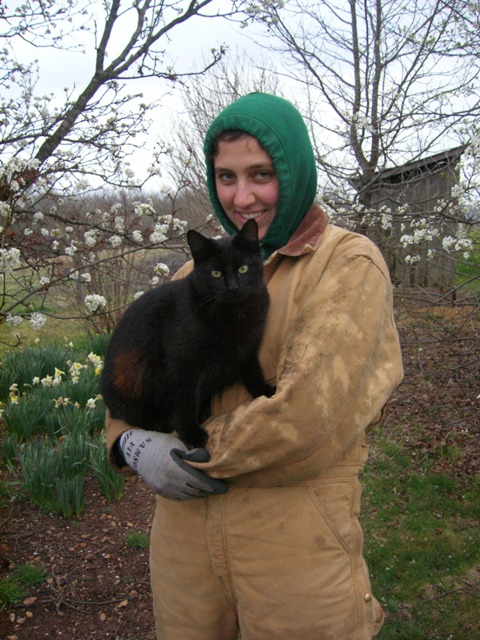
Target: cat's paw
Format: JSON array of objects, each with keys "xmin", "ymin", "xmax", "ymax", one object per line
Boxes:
[
  {"xmin": 181, "ymin": 428, "xmax": 209, "ymax": 450},
  {"xmin": 263, "ymin": 383, "xmax": 276, "ymax": 398}
]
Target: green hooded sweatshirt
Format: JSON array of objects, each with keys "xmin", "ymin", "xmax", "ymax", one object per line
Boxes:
[{"xmin": 203, "ymin": 92, "xmax": 318, "ymax": 259}]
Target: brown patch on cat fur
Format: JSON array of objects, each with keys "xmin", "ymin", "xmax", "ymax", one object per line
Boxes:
[{"xmin": 113, "ymin": 350, "xmax": 146, "ymax": 399}]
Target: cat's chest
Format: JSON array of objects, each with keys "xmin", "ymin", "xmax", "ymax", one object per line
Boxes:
[{"xmin": 194, "ymin": 321, "xmax": 254, "ymax": 351}]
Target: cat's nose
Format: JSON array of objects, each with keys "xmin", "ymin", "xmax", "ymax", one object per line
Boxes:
[{"xmin": 226, "ymin": 277, "xmax": 239, "ymax": 292}]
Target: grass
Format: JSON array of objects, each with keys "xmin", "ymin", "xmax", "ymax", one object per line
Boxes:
[
  {"xmin": 362, "ymin": 426, "xmax": 480, "ymax": 639},
  {"xmin": 0, "ymin": 563, "xmax": 48, "ymax": 610},
  {"xmin": 125, "ymin": 531, "xmax": 150, "ymax": 550}
]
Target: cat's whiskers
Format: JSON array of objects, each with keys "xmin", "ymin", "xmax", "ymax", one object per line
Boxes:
[{"xmin": 196, "ymin": 293, "xmax": 221, "ymax": 318}]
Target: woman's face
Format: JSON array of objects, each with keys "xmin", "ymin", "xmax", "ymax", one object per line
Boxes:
[{"xmin": 213, "ymin": 134, "xmax": 279, "ymax": 241}]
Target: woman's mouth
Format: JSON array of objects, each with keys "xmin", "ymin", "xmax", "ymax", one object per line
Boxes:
[{"xmin": 237, "ymin": 210, "xmax": 266, "ymax": 222}]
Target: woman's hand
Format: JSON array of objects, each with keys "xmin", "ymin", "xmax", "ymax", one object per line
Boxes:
[{"xmin": 119, "ymin": 429, "xmax": 228, "ymax": 500}]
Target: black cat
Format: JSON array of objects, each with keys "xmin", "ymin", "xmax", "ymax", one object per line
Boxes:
[{"xmin": 100, "ymin": 219, "xmax": 275, "ymax": 449}]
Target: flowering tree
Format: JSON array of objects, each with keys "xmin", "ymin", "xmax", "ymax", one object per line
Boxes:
[
  {"xmin": 0, "ymin": 0, "xmax": 283, "ymax": 336},
  {"xmin": 254, "ymin": 0, "xmax": 480, "ymax": 293}
]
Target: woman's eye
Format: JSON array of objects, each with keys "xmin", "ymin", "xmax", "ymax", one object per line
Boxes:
[
  {"xmin": 217, "ymin": 172, "xmax": 235, "ymax": 183},
  {"xmin": 211, "ymin": 270, "xmax": 222, "ymax": 278},
  {"xmin": 254, "ymin": 170, "xmax": 274, "ymax": 181},
  {"xmin": 238, "ymin": 265, "xmax": 249, "ymax": 274}
]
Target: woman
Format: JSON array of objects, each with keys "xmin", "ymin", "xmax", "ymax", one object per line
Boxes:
[{"xmin": 106, "ymin": 92, "xmax": 403, "ymax": 639}]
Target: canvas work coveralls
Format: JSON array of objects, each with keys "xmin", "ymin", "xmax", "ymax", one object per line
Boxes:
[{"xmin": 106, "ymin": 204, "xmax": 404, "ymax": 640}]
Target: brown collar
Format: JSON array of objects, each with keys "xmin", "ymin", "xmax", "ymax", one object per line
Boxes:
[{"xmin": 277, "ymin": 204, "xmax": 329, "ymax": 257}]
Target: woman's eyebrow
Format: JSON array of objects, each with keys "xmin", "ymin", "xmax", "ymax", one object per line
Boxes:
[{"xmin": 214, "ymin": 162, "xmax": 274, "ymax": 173}]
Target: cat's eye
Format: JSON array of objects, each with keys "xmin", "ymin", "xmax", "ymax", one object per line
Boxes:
[
  {"xmin": 211, "ymin": 270, "xmax": 222, "ymax": 278},
  {"xmin": 238, "ymin": 265, "xmax": 249, "ymax": 274}
]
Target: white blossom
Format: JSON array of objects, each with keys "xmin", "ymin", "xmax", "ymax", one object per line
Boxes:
[
  {"xmin": 68, "ymin": 360, "xmax": 84, "ymax": 383},
  {"xmin": 41, "ymin": 375, "xmax": 54, "ymax": 387},
  {"xmin": 6, "ymin": 314, "xmax": 24, "ymax": 327},
  {"xmin": 442, "ymin": 236, "xmax": 456, "ymax": 251},
  {"xmin": 84, "ymin": 294, "xmax": 107, "ymax": 313},
  {"xmin": 172, "ymin": 217, "xmax": 188, "ymax": 233},
  {"xmin": 405, "ymin": 255, "xmax": 422, "ymax": 264},
  {"xmin": 0, "ymin": 247, "xmax": 22, "ymax": 273},
  {"xmin": 86, "ymin": 397, "xmax": 97, "ymax": 410},
  {"xmin": 84, "ymin": 230, "xmax": 97, "ymax": 247},
  {"xmin": 455, "ymin": 238, "xmax": 473, "ymax": 252},
  {"xmin": 133, "ymin": 202, "xmax": 155, "ymax": 217},
  {"xmin": 30, "ymin": 312, "xmax": 47, "ymax": 330},
  {"xmin": 86, "ymin": 352, "xmax": 103, "ymax": 375},
  {"xmin": 150, "ymin": 230, "xmax": 166, "ymax": 244},
  {"xmin": 154, "ymin": 262, "xmax": 170, "ymax": 277},
  {"xmin": 108, "ymin": 235, "xmax": 122, "ymax": 248},
  {"xmin": 65, "ymin": 242, "xmax": 78, "ymax": 256}
]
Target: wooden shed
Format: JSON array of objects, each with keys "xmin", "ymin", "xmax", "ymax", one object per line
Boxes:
[{"xmin": 365, "ymin": 145, "xmax": 465, "ymax": 287}]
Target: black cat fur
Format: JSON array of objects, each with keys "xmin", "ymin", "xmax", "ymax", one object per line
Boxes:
[{"xmin": 100, "ymin": 219, "xmax": 275, "ymax": 449}]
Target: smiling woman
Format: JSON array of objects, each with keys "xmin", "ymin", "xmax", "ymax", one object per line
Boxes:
[
  {"xmin": 213, "ymin": 133, "xmax": 279, "ymax": 240},
  {"xmin": 105, "ymin": 92, "xmax": 404, "ymax": 640}
]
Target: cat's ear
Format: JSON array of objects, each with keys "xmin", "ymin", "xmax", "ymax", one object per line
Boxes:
[
  {"xmin": 236, "ymin": 219, "xmax": 259, "ymax": 248},
  {"xmin": 187, "ymin": 229, "xmax": 214, "ymax": 261}
]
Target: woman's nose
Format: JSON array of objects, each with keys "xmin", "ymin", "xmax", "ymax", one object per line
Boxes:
[{"xmin": 233, "ymin": 180, "xmax": 256, "ymax": 208}]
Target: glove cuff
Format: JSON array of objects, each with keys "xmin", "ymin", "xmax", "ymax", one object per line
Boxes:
[
  {"xmin": 119, "ymin": 429, "xmax": 134, "ymax": 453},
  {"xmin": 113, "ymin": 437, "xmax": 128, "ymax": 467}
]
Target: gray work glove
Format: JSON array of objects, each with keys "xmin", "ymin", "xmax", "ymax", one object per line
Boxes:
[{"xmin": 119, "ymin": 428, "xmax": 228, "ymax": 501}]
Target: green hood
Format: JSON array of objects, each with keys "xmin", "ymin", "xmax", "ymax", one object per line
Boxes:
[{"xmin": 203, "ymin": 92, "xmax": 318, "ymax": 259}]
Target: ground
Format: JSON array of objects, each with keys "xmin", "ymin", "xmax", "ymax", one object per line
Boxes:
[
  {"xmin": 0, "ymin": 475, "xmax": 157, "ymax": 640},
  {"xmin": 0, "ymin": 298, "xmax": 479, "ymax": 640}
]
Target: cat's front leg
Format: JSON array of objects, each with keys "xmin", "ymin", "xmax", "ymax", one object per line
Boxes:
[
  {"xmin": 180, "ymin": 426, "xmax": 209, "ymax": 450},
  {"xmin": 241, "ymin": 355, "xmax": 276, "ymax": 399},
  {"xmin": 171, "ymin": 394, "xmax": 209, "ymax": 450}
]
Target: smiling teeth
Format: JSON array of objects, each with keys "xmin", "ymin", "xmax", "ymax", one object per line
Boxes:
[{"xmin": 241, "ymin": 213, "xmax": 261, "ymax": 220}]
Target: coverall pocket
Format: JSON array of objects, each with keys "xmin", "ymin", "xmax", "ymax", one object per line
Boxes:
[{"xmin": 306, "ymin": 478, "xmax": 363, "ymax": 557}]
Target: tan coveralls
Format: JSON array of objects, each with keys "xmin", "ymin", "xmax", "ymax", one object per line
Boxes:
[{"xmin": 106, "ymin": 206, "xmax": 404, "ymax": 640}]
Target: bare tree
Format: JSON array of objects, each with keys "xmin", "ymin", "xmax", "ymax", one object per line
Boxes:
[
  {"xmin": 250, "ymin": 0, "xmax": 479, "ymax": 292},
  {"xmin": 255, "ymin": 0, "xmax": 479, "ymax": 202},
  {"xmin": 164, "ymin": 51, "xmax": 283, "ymax": 232}
]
